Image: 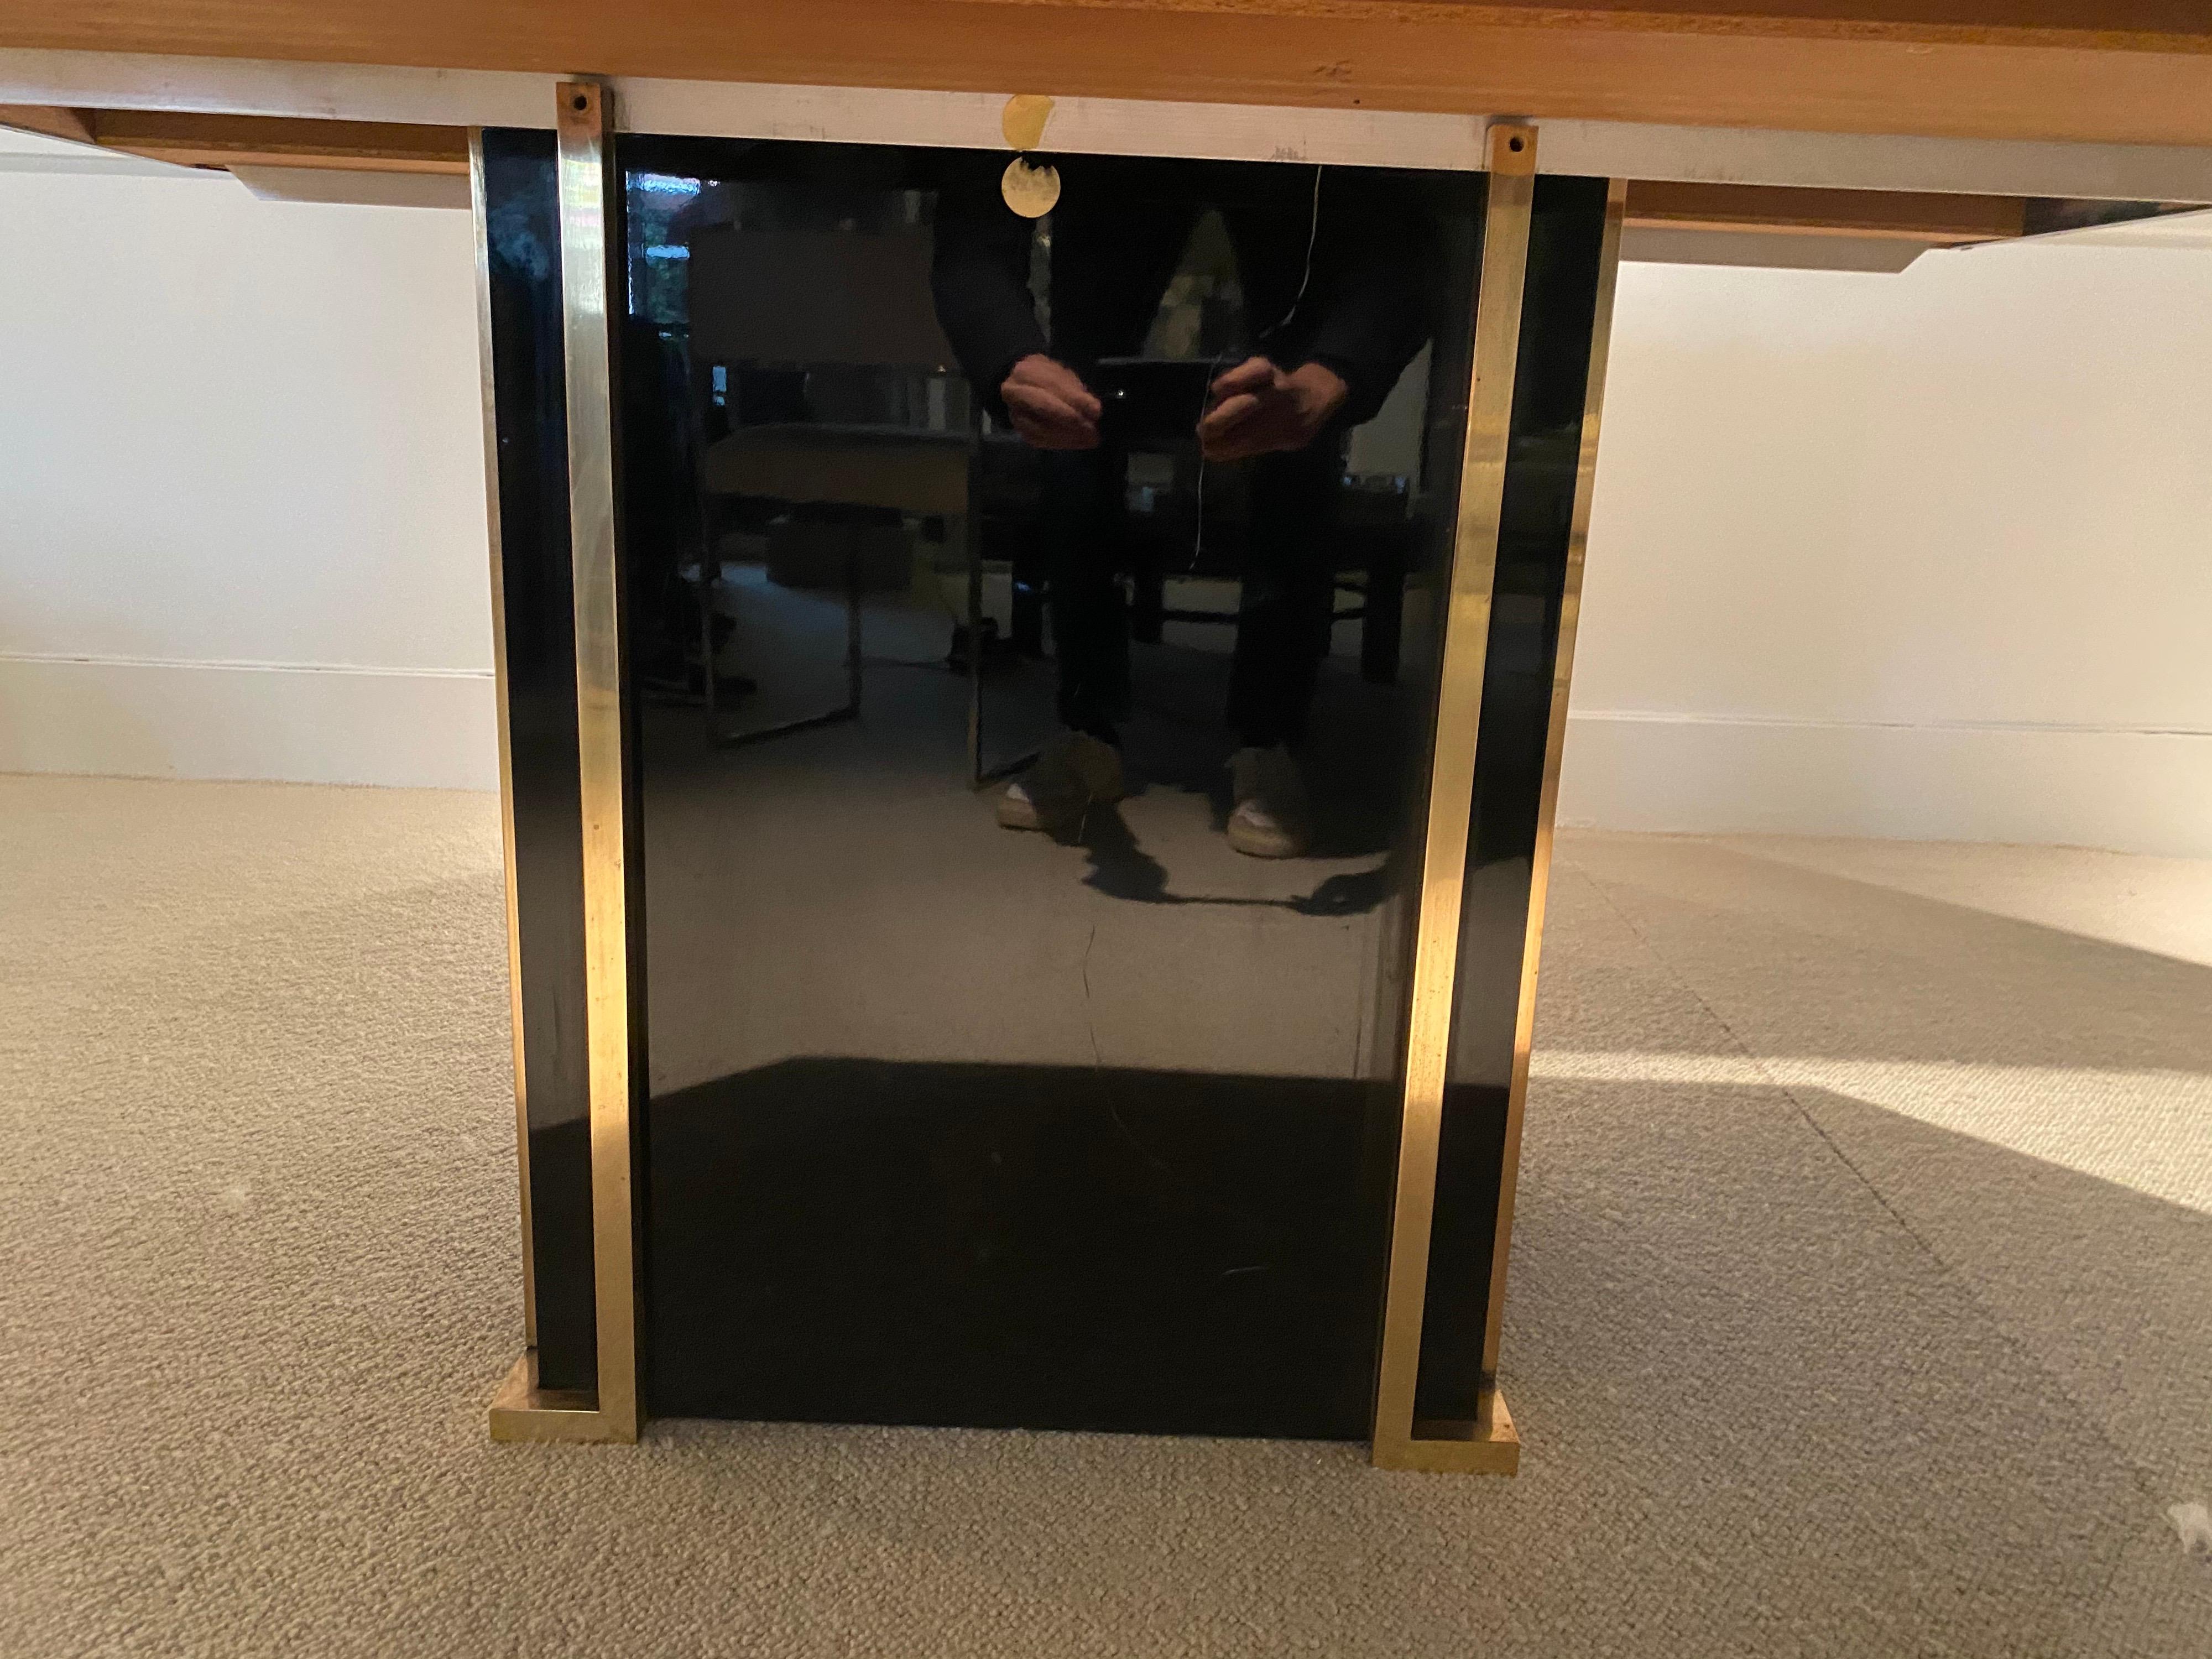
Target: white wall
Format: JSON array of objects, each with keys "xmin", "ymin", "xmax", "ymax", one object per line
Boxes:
[
  {"xmin": 3, "ymin": 135, "xmax": 2210, "ymax": 851},
  {"xmin": 0, "ymin": 134, "xmax": 495, "ymax": 790},
  {"xmin": 1565, "ymin": 242, "xmax": 2212, "ymax": 856}
]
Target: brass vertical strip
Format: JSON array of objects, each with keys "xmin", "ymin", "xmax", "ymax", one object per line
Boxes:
[
  {"xmin": 1479, "ymin": 178, "xmax": 1629, "ymax": 1385},
  {"xmin": 470, "ymin": 129, "xmax": 536, "ymax": 1348},
  {"xmin": 556, "ymin": 78, "xmax": 640, "ymax": 1444},
  {"xmin": 1370, "ymin": 122, "xmax": 1537, "ymax": 1475}
]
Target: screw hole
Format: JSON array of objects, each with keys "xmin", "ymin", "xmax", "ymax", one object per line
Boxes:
[
  {"xmin": 572, "ymin": 93, "xmax": 589, "ymax": 112},
  {"xmin": 1507, "ymin": 135, "xmax": 1525, "ymax": 153}
]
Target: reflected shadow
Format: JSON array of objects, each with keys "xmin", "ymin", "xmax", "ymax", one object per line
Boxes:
[{"xmin": 1071, "ymin": 799, "xmax": 1394, "ymax": 916}]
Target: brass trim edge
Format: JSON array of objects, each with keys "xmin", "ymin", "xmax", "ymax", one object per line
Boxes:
[
  {"xmin": 1390, "ymin": 1391, "xmax": 1521, "ymax": 1476},
  {"xmin": 557, "ymin": 77, "xmax": 642, "ymax": 1447},
  {"xmin": 486, "ymin": 84, "xmax": 643, "ymax": 1448},
  {"xmin": 469, "ymin": 128, "xmax": 537, "ymax": 1353},
  {"xmin": 488, "ymin": 1351, "xmax": 608, "ymax": 1445},
  {"xmin": 1370, "ymin": 120, "xmax": 1537, "ymax": 1476},
  {"xmin": 1479, "ymin": 176, "xmax": 1629, "ymax": 1386}
]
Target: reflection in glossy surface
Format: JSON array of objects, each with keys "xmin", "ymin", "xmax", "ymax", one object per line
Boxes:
[{"xmin": 613, "ymin": 138, "xmax": 1476, "ymax": 1435}]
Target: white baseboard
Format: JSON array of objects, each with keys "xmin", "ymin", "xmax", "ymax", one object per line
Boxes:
[
  {"xmin": 1559, "ymin": 711, "xmax": 2212, "ymax": 858},
  {"xmin": 9, "ymin": 663, "xmax": 2208, "ymax": 854},
  {"xmin": 0, "ymin": 654, "xmax": 499, "ymax": 792}
]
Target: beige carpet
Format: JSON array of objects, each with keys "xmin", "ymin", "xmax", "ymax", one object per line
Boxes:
[{"xmin": 5, "ymin": 773, "xmax": 2208, "ymax": 1658}]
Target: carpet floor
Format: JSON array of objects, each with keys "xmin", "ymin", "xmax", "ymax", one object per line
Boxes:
[{"xmin": 4, "ymin": 773, "xmax": 2208, "ymax": 1658}]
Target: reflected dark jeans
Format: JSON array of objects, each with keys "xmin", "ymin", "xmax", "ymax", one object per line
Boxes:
[{"xmin": 1044, "ymin": 440, "xmax": 1340, "ymax": 750}]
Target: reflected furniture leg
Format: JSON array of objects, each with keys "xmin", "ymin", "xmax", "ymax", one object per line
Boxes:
[{"xmin": 966, "ymin": 429, "xmax": 985, "ymax": 788}]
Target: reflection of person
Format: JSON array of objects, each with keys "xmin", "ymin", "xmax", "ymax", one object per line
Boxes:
[{"xmin": 933, "ymin": 156, "xmax": 1434, "ymax": 857}]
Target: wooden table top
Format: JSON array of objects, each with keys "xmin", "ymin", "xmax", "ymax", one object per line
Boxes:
[{"xmin": 3, "ymin": 2, "xmax": 2210, "ymax": 149}]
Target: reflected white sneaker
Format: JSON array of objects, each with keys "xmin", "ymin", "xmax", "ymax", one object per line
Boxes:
[
  {"xmin": 1226, "ymin": 744, "xmax": 1312, "ymax": 858},
  {"xmin": 998, "ymin": 731, "xmax": 1124, "ymax": 833}
]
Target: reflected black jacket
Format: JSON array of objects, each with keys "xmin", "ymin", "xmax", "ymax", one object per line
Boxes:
[{"xmin": 930, "ymin": 153, "xmax": 1437, "ymax": 430}]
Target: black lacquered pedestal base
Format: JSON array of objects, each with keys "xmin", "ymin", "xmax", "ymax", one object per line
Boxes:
[{"xmin": 478, "ymin": 96, "xmax": 1620, "ymax": 1466}]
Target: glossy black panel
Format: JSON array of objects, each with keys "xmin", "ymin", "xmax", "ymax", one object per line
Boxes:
[
  {"xmin": 650, "ymin": 1060, "xmax": 1381, "ymax": 1434},
  {"xmin": 483, "ymin": 126, "xmax": 1606, "ymax": 1436},
  {"xmin": 1417, "ymin": 175, "xmax": 1614, "ymax": 1423},
  {"xmin": 480, "ymin": 129, "xmax": 596, "ymax": 1392},
  {"xmin": 613, "ymin": 138, "xmax": 1483, "ymax": 1437}
]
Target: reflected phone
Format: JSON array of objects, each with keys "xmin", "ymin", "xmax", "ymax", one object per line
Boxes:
[{"xmin": 1091, "ymin": 357, "xmax": 1214, "ymax": 448}]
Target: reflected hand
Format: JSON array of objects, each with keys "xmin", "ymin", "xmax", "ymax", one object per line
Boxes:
[
  {"xmin": 1001, "ymin": 353, "xmax": 1103, "ymax": 450},
  {"xmin": 1197, "ymin": 357, "xmax": 1348, "ymax": 462}
]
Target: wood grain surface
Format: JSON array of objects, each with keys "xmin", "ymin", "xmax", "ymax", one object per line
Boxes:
[{"xmin": 3, "ymin": 2, "xmax": 2209, "ymax": 145}]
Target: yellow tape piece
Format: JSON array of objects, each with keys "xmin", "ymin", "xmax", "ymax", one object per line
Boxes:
[{"xmin": 1001, "ymin": 94, "xmax": 1055, "ymax": 152}]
